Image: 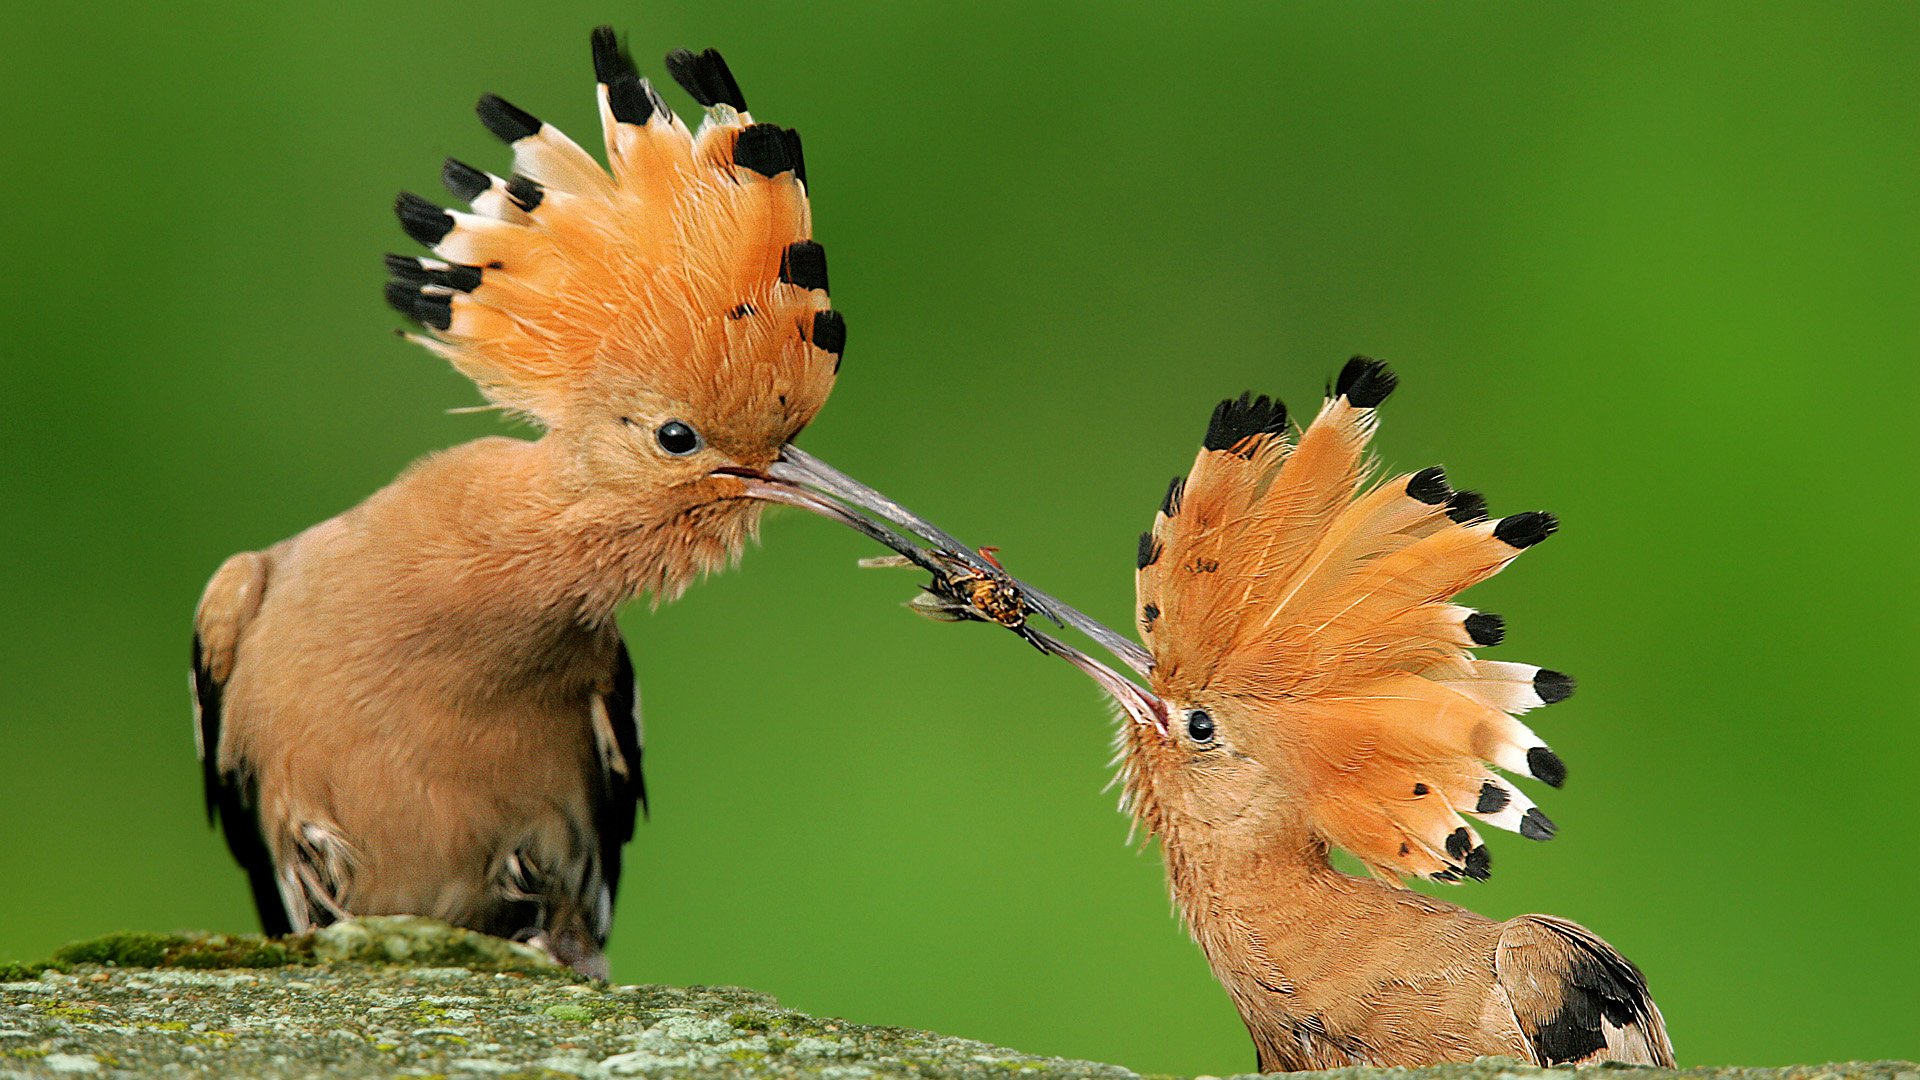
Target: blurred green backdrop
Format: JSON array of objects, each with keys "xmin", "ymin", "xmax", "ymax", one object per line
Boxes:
[{"xmin": 2, "ymin": 1, "xmax": 1915, "ymax": 1072}]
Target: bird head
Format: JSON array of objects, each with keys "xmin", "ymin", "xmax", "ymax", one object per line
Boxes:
[
  {"xmin": 1041, "ymin": 361, "xmax": 1573, "ymax": 883},
  {"xmin": 386, "ymin": 28, "xmax": 871, "ymax": 573}
]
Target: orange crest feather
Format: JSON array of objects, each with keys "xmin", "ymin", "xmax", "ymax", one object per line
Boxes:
[
  {"xmin": 1138, "ymin": 359, "xmax": 1571, "ymax": 884},
  {"xmin": 385, "ymin": 28, "xmax": 842, "ymax": 448}
]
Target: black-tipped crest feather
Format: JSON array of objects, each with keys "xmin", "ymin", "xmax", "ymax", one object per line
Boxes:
[
  {"xmin": 1520, "ymin": 807, "xmax": 1558, "ymax": 841},
  {"xmin": 1528, "ymin": 746, "xmax": 1567, "ymax": 788},
  {"xmin": 440, "ymin": 158, "xmax": 489, "ymax": 203},
  {"xmin": 734, "ymin": 124, "xmax": 806, "ymax": 181},
  {"xmin": 1464, "ymin": 612, "xmax": 1505, "ymax": 646},
  {"xmin": 809, "ymin": 310, "xmax": 846, "ymax": 359},
  {"xmin": 590, "ymin": 25, "xmax": 640, "ymax": 86},
  {"xmin": 1335, "ymin": 356, "xmax": 1398, "ymax": 408},
  {"xmin": 476, "ymin": 94, "xmax": 541, "ymax": 143},
  {"xmin": 1161, "ymin": 475, "xmax": 1186, "ymax": 518},
  {"xmin": 1446, "ymin": 490, "xmax": 1488, "ymax": 524},
  {"xmin": 1534, "ymin": 669, "xmax": 1576, "ymax": 704},
  {"xmin": 665, "ymin": 47, "xmax": 748, "ymax": 111},
  {"xmin": 1475, "ymin": 781, "xmax": 1510, "ymax": 814},
  {"xmin": 1463, "ymin": 845, "xmax": 1491, "ymax": 881},
  {"xmin": 384, "ymin": 253, "xmax": 427, "ymax": 285},
  {"xmin": 504, "ymin": 174, "xmax": 545, "ymax": 212},
  {"xmin": 395, "ymin": 192, "xmax": 454, "ymax": 247},
  {"xmin": 384, "ymin": 281, "xmax": 453, "ymax": 331},
  {"xmin": 1204, "ymin": 392, "xmax": 1288, "ymax": 453},
  {"xmin": 386, "ymin": 254, "xmax": 481, "ymax": 294},
  {"xmin": 1496, "ymin": 511, "xmax": 1559, "ymax": 549},
  {"xmin": 779, "ymin": 241, "xmax": 829, "ymax": 292},
  {"xmin": 1406, "ymin": 465, "xmax": 1451, "ymax": 505},
  {"xmin": 1137, "ymin": 531, "xmax": 1163, "ymax": 570},
  {"xmin": 602, "ymin": 46, "xmax": 674, "ymax": 128}
]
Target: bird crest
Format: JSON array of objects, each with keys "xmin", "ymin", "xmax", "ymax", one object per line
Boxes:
[
  {"xmin": 385, "ymin": 27, "xmax": 843, "ymax": 450},
  {"xmin": 1131, "ymin": 359, "xmax": 1572, "ymax": 883}
]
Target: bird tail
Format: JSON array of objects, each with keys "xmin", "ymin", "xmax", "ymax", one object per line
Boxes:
[
  {"xmin": 1138, "ymin": 359, "xmax": 1572, "ymax": 883},
  {"xmin": 383, "ymin": 27, "xmax": 840, "ymax": 426}
]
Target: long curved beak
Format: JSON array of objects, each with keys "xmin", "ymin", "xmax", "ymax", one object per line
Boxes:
[
  {"xmin": 1030, "ymin": 634, "xmax": 1169, "ymax": 735},
  {"xmin": 721, "ymin": 443, "xmax": 1166, "ymax": 730},
  {"xmin": 724, "ymin": 471, "xmax": 958, "ymax": 581},
  {"xmin": 748, "ymin": 444, "xmax": 1155, "ymax": 679}
]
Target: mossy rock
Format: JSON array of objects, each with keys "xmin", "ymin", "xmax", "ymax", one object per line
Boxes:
[
  {"xmin": 1, "ymin": 919, "xmax": 1913, "ymax": 1079},
  {"xmin": 46, "ymin": 929, "xmax": 310, "ymax": 972},
  {"xmin": 2, "ymin": 916, "xmax": 560, "ymax": 983}
]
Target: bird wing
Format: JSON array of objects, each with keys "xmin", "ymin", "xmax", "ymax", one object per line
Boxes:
[
  {"xmin": 586, "ymin": 632, "xmax": 646, "ymax": 937},
  {"xmin": 192, "ymin": 551, "xmax": 295, "ymax": 936},
  {"xmin": 1137, "ymin": 360, "xmax": 1572, "ymax": 884},
  {"xmin": 490, "ymin": 635, "xmax": 643, "ymax": 980},
  {"xmin": 1494, "ymin": 914, "xmax": 1675, "ymax": 1067}
]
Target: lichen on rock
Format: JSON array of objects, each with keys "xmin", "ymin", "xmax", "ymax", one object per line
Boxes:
[
  {"xmin": 1, "ymin": 918, "xmax": 1914, "ymax": 1079},
  {"xmin": 0, "ymin": 918, "xmax": 1134, "ymax": 1079}
]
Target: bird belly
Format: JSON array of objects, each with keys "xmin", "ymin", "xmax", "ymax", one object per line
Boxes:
[{"xmin": 224, "ymin": 617, "xmax": 604, "ymax": 939}]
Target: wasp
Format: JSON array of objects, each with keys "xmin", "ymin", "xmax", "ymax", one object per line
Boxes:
[{"xmin": 860, "ymin": 546, "xmax": 1045, "ymax": 650}]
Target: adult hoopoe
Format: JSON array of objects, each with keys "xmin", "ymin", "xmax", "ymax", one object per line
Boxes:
[
  {"xmin": 885, "ymin": 359, "xmax": 1673, "ymax": 1070},
  {"xmin": 190, "ymin": 26, "xmax": 1016, "ymax": 977}
]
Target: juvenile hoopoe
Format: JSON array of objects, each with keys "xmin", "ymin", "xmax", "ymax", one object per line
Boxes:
[
  {"xmin": 190, "ymin": 26, "xmax": 1026, "ymax": 977},
  {"xmin": 879, "ymin": 360, "xmax": 1673, "ymax": 1070}
]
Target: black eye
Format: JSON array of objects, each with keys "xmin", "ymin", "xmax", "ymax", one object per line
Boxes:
[
  {"xmin": 656, "ymin": 420, "xmax": 701, "ymax": 456},
  {"xmin": 1186, "ymin": 709, "xmax": 1215, "ymax": 743}
]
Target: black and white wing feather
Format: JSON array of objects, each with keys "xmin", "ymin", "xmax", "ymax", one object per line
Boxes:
[
  {"xmin": 585, "ymin": 633, "xmax": 646, "ymax": 945},
  {"xmin": 1497, "ymin": 914, "xmax": 1675, "ymax": 1067},
  {"xmin": 192, "ymin": 552, "xmax": 294, "ymax": 936}
]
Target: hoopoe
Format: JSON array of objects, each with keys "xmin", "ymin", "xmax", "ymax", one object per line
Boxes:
[
  {"xmin": 190, "ymin": 26, "xmax": 994, "ymax": 977},
  {"xmin": 878, "ymin": 359, "xmax": 1674, "ymax": 1070}
]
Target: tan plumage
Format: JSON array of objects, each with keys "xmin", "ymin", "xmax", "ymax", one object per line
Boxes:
[
  {"xmin": 1057, "ymin": 360, "xmax": 1671, "ymax": 1069},
  {"xmin": 194, "ymin": 27, "xmax": 858, "ymax": 977}
]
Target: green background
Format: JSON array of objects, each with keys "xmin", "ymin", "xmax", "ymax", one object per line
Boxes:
[{"xmin": 2, "ymin": 2, "xmax": 1914, "ymax": 1072}]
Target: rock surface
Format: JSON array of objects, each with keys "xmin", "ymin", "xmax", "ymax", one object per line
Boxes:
[{"xmin": 0, "ymin": 919, "xmax": 1911, "ymax": 1080}]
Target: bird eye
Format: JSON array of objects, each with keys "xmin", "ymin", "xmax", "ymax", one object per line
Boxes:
[
  {"xmin": 1186, "ymin": 709, "xmax": 1215, "ymax": 743},
  {"xmin": 655, "ymin": 420, "xmax": 702, "ymax": 456}
]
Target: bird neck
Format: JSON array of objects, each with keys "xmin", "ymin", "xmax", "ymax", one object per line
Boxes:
[
  {"xmin": 1150, "ymin": 794, "xmax": 1391, "ymax": 1064},
  {"xmin": 1127, "ymin": 748, "xmax": 1335, "ymax": 904},
  {"xmin": 1156, "ymin": 799, "xmax": 1337, "ymax": 925},
  {"xmin": 398, "ymin": 433, "xmax": 758, "ymax": 633},
  {"xmin": 540, "ymin": 434, "xmax": 764, "ymax": 623}
]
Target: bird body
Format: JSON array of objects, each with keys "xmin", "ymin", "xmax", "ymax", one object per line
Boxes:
[
  {"xmin": 1006, "ymin": 359, "xmax": 1673, "ymax": 1069},
  {"xmin": 195, "ymin": 435, "xmax": 682, "ymax": 973},
  {"xmin": 194, "ymin": 28, "xmax": 864, "ymax": 977},
  {"xmin": 1154, "ymin": 786, "xmax": 1669, "ymax": 1069}
]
